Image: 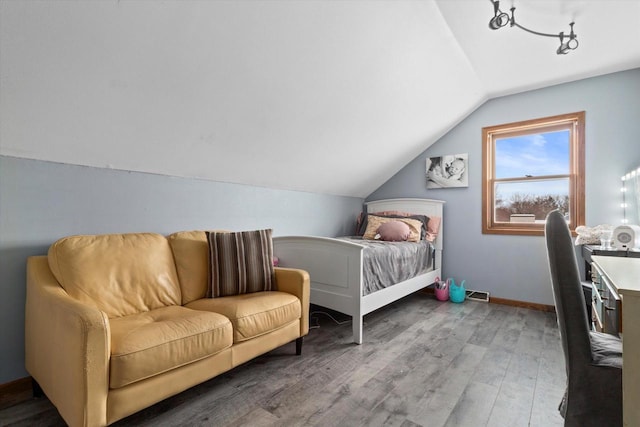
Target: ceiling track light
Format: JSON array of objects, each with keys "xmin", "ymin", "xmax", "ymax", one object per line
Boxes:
[{"xmin": 488, "ymin": 0, "xmax": 579, "ymax": 55}]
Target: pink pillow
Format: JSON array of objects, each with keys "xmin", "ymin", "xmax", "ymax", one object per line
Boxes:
[
  {"xmin": 425, "ymin": 216, "xmax": 441, "ymax": 242},
  {"xmin": 377, "ymin": 221, "xmax": 411, "ymax": 242}
]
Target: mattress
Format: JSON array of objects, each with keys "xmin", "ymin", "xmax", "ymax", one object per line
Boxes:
[{"xmin": 339, "ymin": 237, "xmax": 434, "ymax": 296}]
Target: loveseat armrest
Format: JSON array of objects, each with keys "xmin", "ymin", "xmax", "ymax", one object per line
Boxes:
[
  {"xmin": 274, "ymin": 267, "xmax": 310, "ymax": 336},
  {"xmin": 26, "ymin": 256, "xmax": 111, "ymax": 427}
]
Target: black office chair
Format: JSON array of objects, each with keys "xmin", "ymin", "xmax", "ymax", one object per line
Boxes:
[{"xmin": 544, "ymin": 210, "xmax": 623, "ymax": 426}]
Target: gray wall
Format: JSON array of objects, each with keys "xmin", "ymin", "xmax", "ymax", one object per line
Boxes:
[
  {"xmin": 369, "ymin": 68, "xmax": 640, "ymax": 306},
  {"xmin": 0, "ymin": 155, "xmax": 362, "ymax": 383}
]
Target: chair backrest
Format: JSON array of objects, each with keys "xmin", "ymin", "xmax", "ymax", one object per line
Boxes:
[{"xmin": 545, "ymin": 210, "xmax": 592, "ymax": 373}]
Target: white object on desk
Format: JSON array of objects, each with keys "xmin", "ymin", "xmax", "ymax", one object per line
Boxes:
[{"xmin": 613, "ymin": 225, "xmax": 640, "ymax": 250}]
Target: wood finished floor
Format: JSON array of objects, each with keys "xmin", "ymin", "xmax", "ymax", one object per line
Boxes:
[{"xmin": 2, "ymin": 292, "xmax": 565, "ymax": 427}]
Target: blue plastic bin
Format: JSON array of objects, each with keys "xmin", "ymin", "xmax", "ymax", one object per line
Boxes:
[{"xmin": 449, "ymin": 279, "xmax": 466, "ymax": 303}]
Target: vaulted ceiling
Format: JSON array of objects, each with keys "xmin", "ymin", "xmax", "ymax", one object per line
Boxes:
[{"xmin": 1, "ymin": 1, "xmax": 639, "ymax": 198}]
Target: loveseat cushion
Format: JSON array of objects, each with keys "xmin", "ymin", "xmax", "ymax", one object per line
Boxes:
[
  {"xmin": 109, "ymin": 306, "xmax": 232, "ymax": 389},
  {"xmin": 167, "ymin": 231, "xmax": 211, "ymax": 305},
  {"xmin": 48, "ymin": 233, "xmax": 182, "ymax": 318},
  {"xmin": 185, "ymin": 291, "xmax": 301, "ymax": 343}
]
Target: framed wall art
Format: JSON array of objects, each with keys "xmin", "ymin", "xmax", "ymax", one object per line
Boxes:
[{"xmin": 426, "ymin": 153, "xmax": 468, "ymax": 189}]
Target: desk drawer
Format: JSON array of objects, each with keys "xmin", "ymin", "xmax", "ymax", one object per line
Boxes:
[
  {"xmin": 602, "ymin": 274, "xmax": 622, "ymax": 334},
  {"xmin": 592, "ymin": 293, "xmax": 604, "ymax": 332},
  {"xmin": 592, "ymin": 264, "xmax": 621, "ymax": 336}
]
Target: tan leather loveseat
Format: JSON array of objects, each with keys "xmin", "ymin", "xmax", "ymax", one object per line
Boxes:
[{"xmin": 25, "ymin": 231, "xmax": 310, "ymax": 427}]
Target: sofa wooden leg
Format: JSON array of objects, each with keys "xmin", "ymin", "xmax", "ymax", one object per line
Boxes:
[
  {"xmin": 296, "ymin": 337, "xmax": 303, "ymax": 355},
  {"xmin": 32, "ymin": 378, "xmax": 44, "ymax": 398}
]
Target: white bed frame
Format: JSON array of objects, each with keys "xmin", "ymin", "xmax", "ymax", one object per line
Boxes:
[{"xmin": 273, "ymin": 198, "xmax": 445, "ymax": 344}]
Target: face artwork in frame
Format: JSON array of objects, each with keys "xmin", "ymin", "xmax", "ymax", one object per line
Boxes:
[{"xmin": 426, "ymin": 153, "xmax": 469, "ymax": 189}]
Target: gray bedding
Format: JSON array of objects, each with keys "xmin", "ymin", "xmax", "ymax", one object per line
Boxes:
[{"xmin": 339, "ymin": 237, "xmax": 434, "ymax": 296}]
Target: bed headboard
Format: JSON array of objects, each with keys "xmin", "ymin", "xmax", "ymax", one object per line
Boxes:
[{"xmin": 364, "ymin": 198, "xmax": 445, "ymax": 251}]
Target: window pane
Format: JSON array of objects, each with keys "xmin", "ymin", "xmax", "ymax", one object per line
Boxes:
[
  {"xmin": 495, "ymin": 130, "xmax": 570, "ymax": 179},
  {"xmin": 482, "ymin": 111, "xmax": 584, "ymax": 235},
  {"xmin": 494, "ymin": 178, "xmax": 569, "ymax": 223}
]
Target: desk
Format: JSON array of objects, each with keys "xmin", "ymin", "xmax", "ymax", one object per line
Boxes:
[
  {"xmin": 582, "ymin": 245, "xmax": 640, "ymax": 280},
  {"xmin": 592, "ymin": 256, "xmax": 640, "ymax": 427}
]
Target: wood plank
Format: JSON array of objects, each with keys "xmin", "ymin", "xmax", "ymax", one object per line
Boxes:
[
  {"xmin": 485, "ymin": 380, "xmax": 534, "ymax": 427},
  {"xmin": 0, "ymin": 377, "xmax": 32, "ymax": 410},
  {"xmin": 444, "ymin": 381, "xmax": 499, "ymax": 427}
]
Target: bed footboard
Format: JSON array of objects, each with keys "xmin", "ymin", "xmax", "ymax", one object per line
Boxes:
[
  {"xmin": 273, "ymin": 236, "xmax": 441, "ymax": 345},
  {"xmin": 273, "ymin": 198, "xmax": 445, "ymax": 345},
  {"xmin": 273, "ymin": 236, "xmax": 365, "ymax": 319}
]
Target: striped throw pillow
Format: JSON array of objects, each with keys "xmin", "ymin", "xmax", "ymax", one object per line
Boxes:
[{"xmin": 207, "ymin": 229, "xmax": 275, "ymax": 298}]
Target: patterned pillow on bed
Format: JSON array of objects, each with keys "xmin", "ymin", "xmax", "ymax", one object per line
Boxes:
[
  {"xmin": 206, "ymin": 229, "xmax": 275, "ymax": 297},
  {"xmin": 362, "ymin": 215, "xmax": 422, "ymax": 242}
]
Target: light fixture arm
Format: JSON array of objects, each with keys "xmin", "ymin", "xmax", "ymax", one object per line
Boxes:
[{"xmin": 488, "ymin": 0, "xmax": 579, "ymax": 55}]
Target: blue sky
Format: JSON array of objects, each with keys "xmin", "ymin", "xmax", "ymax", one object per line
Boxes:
[
  {"xmin": 495, "ymin": 130, "xmax": 569, "ymax": 200},
  {"xmin": 495, "ymin": 130, "xmax": 569, "ymax": 178}
]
